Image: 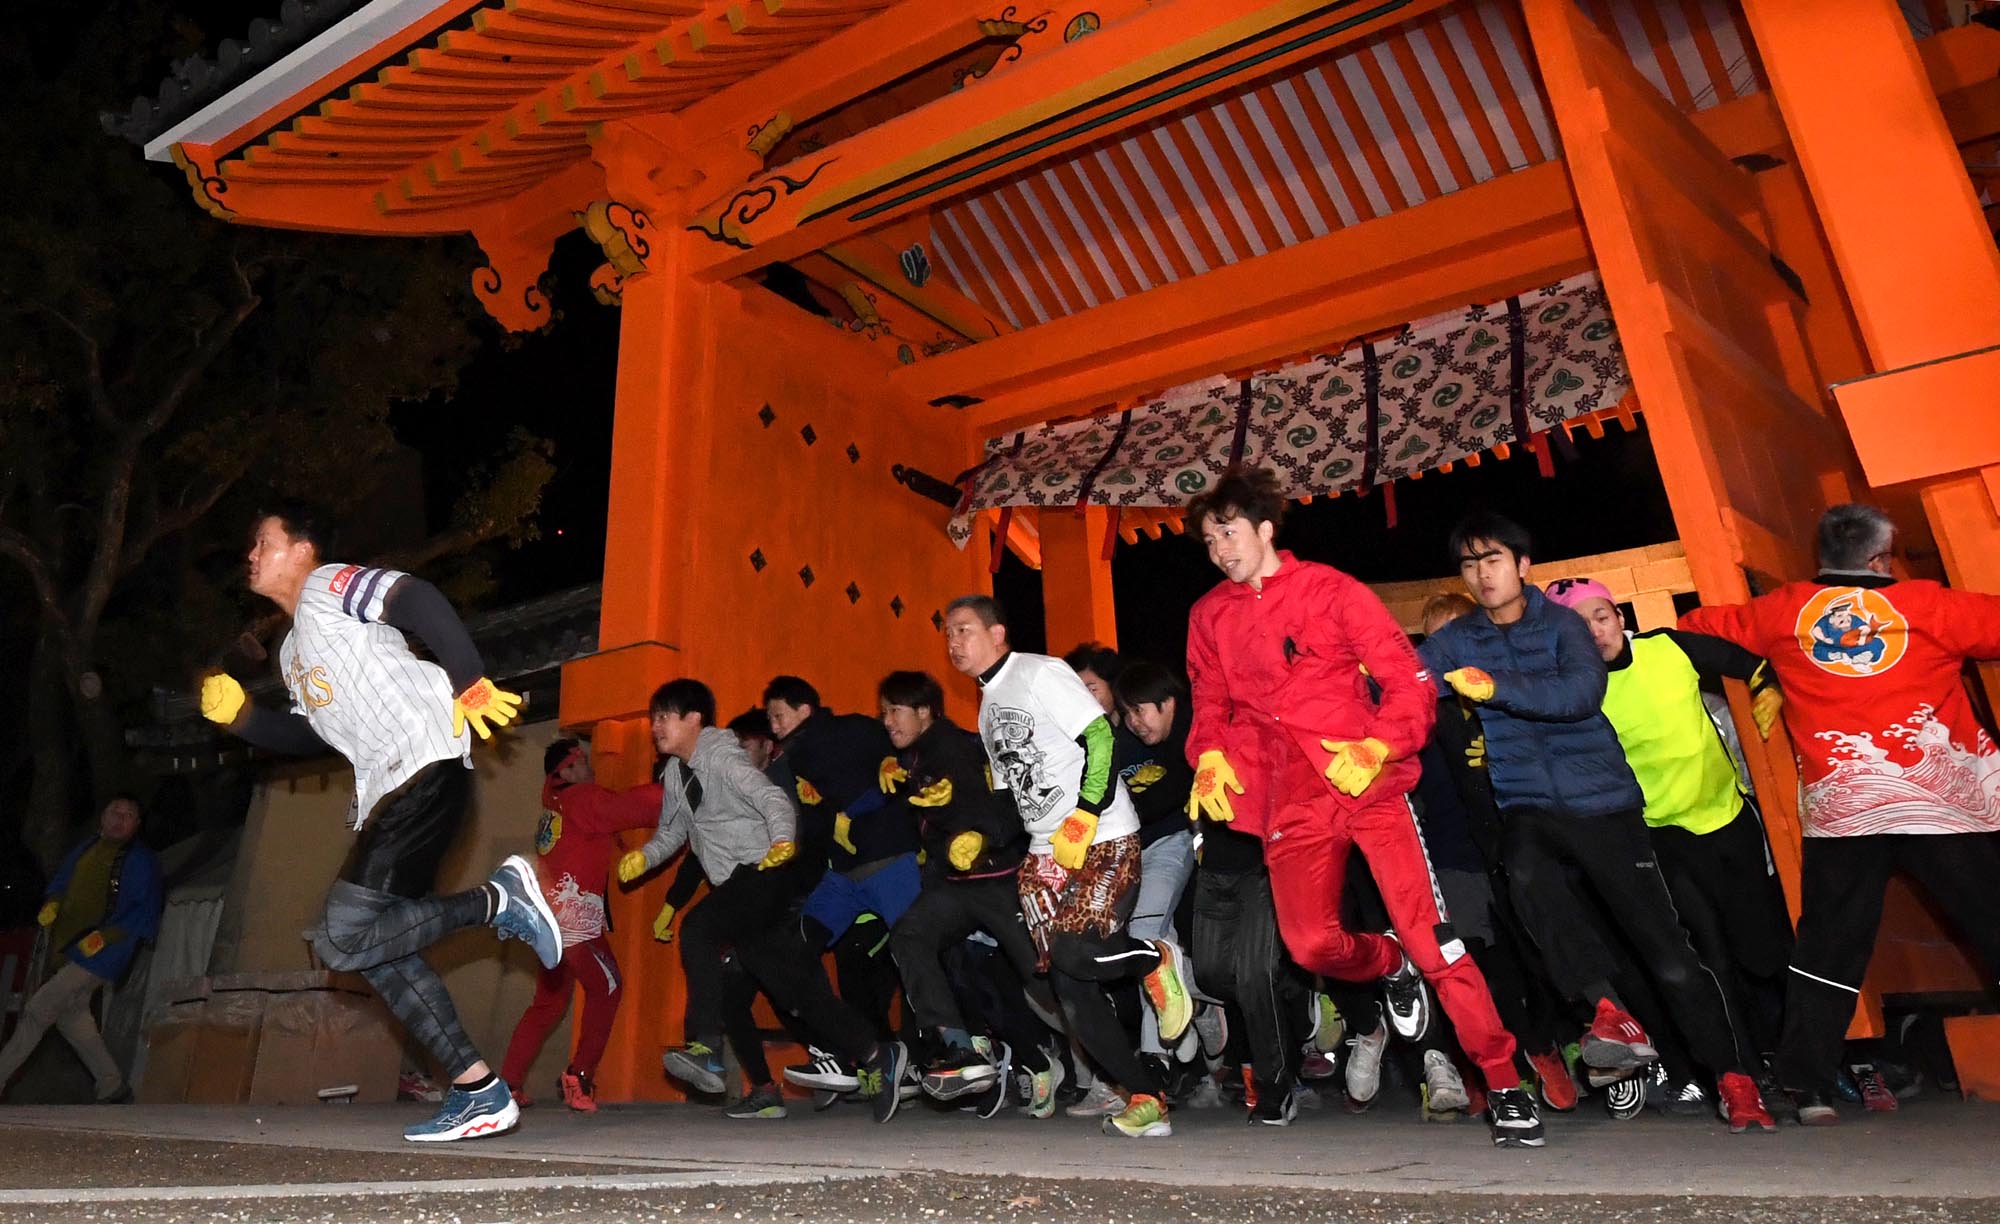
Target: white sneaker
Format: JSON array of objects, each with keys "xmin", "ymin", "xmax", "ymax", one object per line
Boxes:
[
  {"xmin": 1065, "ymin": 1077, "xmax": 1124, "ymax": 1118},
  {"xmin": 1192, "ymin": 1003, "xmax": 1228, "ymax": 1062},
  {"xmin": 1379, "ymin": 931, "xmax": 1431, "ymax": 1043},
  {"xmin": 1345, "ymin": 1022, "xmax": 1388, "ymax": 1107},
  {"xmin": 1422, "ymin": 1049, "xmax": 1471, "ymax": 1114}
]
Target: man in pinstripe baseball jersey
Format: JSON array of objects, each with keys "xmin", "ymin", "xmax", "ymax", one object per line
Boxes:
[{"xmin": 200, "ymin": 502, "xmax": 563, "ymax": 1143}]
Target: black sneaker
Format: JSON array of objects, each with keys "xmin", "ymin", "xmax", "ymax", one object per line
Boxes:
[
  {"xmin": 863, "ymin": 1042, "xmax": 910, "ymax": 1123},
  {"xmin": 1486, "ymin": 1086, "xmax": 1546, "ymax": 1148},
  {"xmin": 783, "ymin": 1045, "xmax": 860, "ymax": 1093},
  {"xmin": 1793, "ymin": 1087, "xmax": 1840, "ymax": 1127},
  {"xmin": 1757, "ymin": 1069, "xmax": 1799, "ymax": 1124},
  {"xmin": 1247, "ymin": 1085, "xmax": 1299, "ymax": 1127},
  {"xmin": 1379, "ymin": 932, "xmax": 1431, "ymax": 1043},
  {"xmin": 923, "ymin": 1045, "xmax": 998, "ymax": 1101}
]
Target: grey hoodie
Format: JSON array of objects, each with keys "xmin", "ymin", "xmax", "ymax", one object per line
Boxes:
[{"xmin": 636, "ymin": 726, "xmax": 797, "ymax": 883}]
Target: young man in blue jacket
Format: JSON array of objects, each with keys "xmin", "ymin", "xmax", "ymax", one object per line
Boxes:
[
  {"xmin": 0, "ymin": 796, "xmax": 162, "ymax": 1102},
  {"xmin": 1418, "ymin": 513, "xmax": 1774, "ymax": 1134}
]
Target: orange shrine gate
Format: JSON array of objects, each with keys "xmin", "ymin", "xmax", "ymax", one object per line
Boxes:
[{"xmin": 114, "ymin": 0, "xmax": 2000, "ymax": 1100}]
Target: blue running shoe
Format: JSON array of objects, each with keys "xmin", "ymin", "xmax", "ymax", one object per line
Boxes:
[
  {"xmin": 405, "ymin": 1078, "xmax": 518, "ymax": 1143},
  {"xmin": 490, "ymin": 854, "xmax": 561, "ymax": 970}
]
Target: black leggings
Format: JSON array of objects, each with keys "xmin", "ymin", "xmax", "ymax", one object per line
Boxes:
[
  {"xmin": 1047, "ymin": 930, "xmax": 1162, "ymax": 1096},
  {"xmin": 1192, "ymin": 864, "xmax": 1308, "ymax": 1096},
  {"xmin": 1650, "ymin": 804, "xmax": 1792, "ymax": 1060}
]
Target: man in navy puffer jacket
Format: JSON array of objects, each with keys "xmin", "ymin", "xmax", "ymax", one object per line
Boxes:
[{"xmin": 1419, "ymin": 513, "xmax": 1775, "ymax": 1134}]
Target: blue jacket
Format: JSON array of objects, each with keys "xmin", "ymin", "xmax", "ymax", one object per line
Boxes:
[
  {"xmin": 1418, "ymin": 587, "xmax": 1642, "ymax": 819},
  {"xmin": 47, "ymin": 837, "xmax": 163, "ymax": 981}
]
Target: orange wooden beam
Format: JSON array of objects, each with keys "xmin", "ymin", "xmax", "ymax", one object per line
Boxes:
[
  {"xmin": 681, "ymin": 0, "xmax": 1459, "ymax": 280},
  {"xmin": 821, "ymin": 231, "xmax": 1015, "ymax": 341}
]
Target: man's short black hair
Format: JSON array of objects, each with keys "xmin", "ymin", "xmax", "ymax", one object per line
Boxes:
[
  {"xmin": 543, "ymin": 738, "xmax": 582, "ymax": 776},
  {"xmin": 1113, "ymin": 661, "xmax": 1185, "ymax": 710},
  {"xmin": 649, "ymin": 679, "xmax": 716, "ymax": 725},
  {"xmin": 1062, "ymin": 643, "xmax": 1122, "ymax": 683},
  {"xmin": 256, "ymin": 498, "xmax": 339, "ymax": 560},
  {"xmin": 1448, "ymin": 512, "xmax": 1533, "ymax": 567},
  {"xmin": 761, "ymin": 675, "xmax": 820, "ymax": 709},
  {"xmin": 878, "ymin": 670, "xmax": 945, "ymax": 718},
  {"xmin": 946, "ymin": 593, "xmax": 1007, "ymax": 629},
  {"xmin": 726, "ymin": 708, "xmax": 774, "ymax": 741},
  {"xmin": 1817, "ymin": 503, "xmax": 1895, "ymax": 572},
  {"xmin": 103, "ymin": 792, "xmax": 144, "ymax": 822},
  {"xmin": 1186, "ymin": 465, "xmax": 1286, "ymax": 534}
]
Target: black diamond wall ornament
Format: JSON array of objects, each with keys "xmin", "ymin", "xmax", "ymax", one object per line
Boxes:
[
  {"xmin": 757, "ymin": 404, "xmax": 775, "ymax": 427},
  {"xmin": 931, "ymin": 610, "xmax": 944, "ymax": 631},
  {"xmin": 799, "ymin": 565, "xmax": 815, "ymax": 587},
  {"xmin": 846, "ymin": 582, "xmax": 861, "ymax": 604},
  {"xmin": 846, "ymin": 443, "xmax": 861, "ymax": 464},
  {"xmin": 749, "ymin": 549, "xmax": 767, "ymax": 571},
  {"xmin": 890, "ymin": 596, "xmax": 905, "ymax": 618},
  {"xmin": 800, "ymin": 424, "xmax": 817, "ymax": 445}
]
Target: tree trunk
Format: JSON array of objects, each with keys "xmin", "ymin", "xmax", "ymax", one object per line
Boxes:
[{"xmin": 22, "ymin": 631, "xmax": 77, "ymax": 874}]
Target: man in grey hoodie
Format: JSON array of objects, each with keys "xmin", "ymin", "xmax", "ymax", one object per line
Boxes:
[{"xmin": 616, "ymin": 679, "xmax": 907, "ymax": 1121}]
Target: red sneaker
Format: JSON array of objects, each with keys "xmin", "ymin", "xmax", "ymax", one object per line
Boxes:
[
  {"xmin": 507, "ymin": 1081, "xmax": 533, "ymax": 1109},
  {"xmin": 1855, "ymin": 1066, "xmax": 1899, "ymax": 1113},
  {"xmin": 1580, "ymin": 999, "xmax": 1658, "ymax": 1070},
  {"xmin": 559, "ymin": 1070, "xmax": 598, "ymax": 1114},
  {"xmin": 1717, "ymin": 1070, "xmax": 1776, "ymax": 1133},
  {"xmin": 1527, "ymin": 1047, "xmax": 1577, "ymax": 1112}
]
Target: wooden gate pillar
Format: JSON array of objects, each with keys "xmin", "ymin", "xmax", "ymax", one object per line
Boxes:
[{"xmin": 1039, "ymin": 508, "xmax": 1119, "ymax": 654}]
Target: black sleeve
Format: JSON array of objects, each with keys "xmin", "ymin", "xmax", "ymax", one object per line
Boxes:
[
  {"xmin": 238, "ymin": 705, "xmax": 334, "ymax": 756},
  {"xmin": 1651, "ymin": 628, "xmax": 1773, "ymax": 690},
  {"xmin": 663, "ymin": 854, "xmax": 703, "ymax": 909},
  {"xmin": 380, "ymin": 577, "xmax": 484, "ymax": 693}
]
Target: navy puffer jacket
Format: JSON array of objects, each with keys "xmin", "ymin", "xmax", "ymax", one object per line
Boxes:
[{"xmin": 1417, "ymin": 587, "xmax": 1642, "ymax": 818}]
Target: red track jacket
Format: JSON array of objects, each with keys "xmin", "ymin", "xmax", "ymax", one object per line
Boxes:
[{"xmin": 536, "ymin": 776, "xmax": 660, "ymax": 946}]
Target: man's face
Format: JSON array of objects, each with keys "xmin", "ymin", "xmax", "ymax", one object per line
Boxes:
[
  {"xmin": 1200, "ymin": 513, "xmax": 1276, "ymax": 585},
  {"xmin": 99, "ymin": 799, "xmax": 139, "ymax": 843},
  {"xmin": 1122, "ymin": 697, "xmax": 1176, "ymax": 747},
  {"xmin": 735, "ymin": 733, "xmax": 773, "ymax": 771},
  {"xmin": 765, "ymin": 699, "xmax": 810, "ymax": 742},
  {"xmin": 246, "ymin": 516, "xmax": 316, "ymax": 601},
  {"xmin": 881, "ymin": 701, "xmax": 930, "ymax": 750},
  {"xmin": 945, "ymin": 608, "xmax": 1006, "ymax": 677},
  {"xmin": 650, "ymin": 709, "xmax": 703, "ymax": 759},
  {"xmin": 1075, "ymin": 669, "xmax": 1115, "ymax": 717},
  {"xmin": 1574, "ymin": 598, "xmax": 1625, "ymax": 662},
  {"xmin": 557, "ymin": 746, "xmax": 593, "ymax": 785},
  {"xmin": 1458, "ymin": 539, "xmax": 1530, "ymax": 612}
]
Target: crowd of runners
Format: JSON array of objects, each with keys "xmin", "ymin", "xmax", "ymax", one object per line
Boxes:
[{"xmin": 195, "ymin": 464, "xmax": 2000, "ymax": 1148}]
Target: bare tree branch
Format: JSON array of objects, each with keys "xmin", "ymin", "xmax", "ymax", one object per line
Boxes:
[
  {"xmin": 119, "ymin": 447, "xmax": 259, "ymax": 578},
  {"xmin": 15, "ymin": 298, "xmax": 116, "ymax": 429},
  {"xmin": 0, "ymin": 527, "xmax": 68, "ymax": 627}
]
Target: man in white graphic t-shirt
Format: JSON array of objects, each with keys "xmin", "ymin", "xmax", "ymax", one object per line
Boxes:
[{"xmin": 199, "ymin": 502, "xmax": 563, "ymax": 1143}]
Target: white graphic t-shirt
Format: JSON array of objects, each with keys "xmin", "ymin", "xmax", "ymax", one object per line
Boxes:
[{"xmin": 977, "ymin": 652, "xmax": 1139, "ymax": 851}]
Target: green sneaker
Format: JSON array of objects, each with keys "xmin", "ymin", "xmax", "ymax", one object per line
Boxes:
[
  {"xmin": 1024, "ymin": 1053, "xmax": 1066, "ymax": 1119},
  {"xmin": 1102, "ymin": 1092, "xmax": 1172, "ymax": 1138},
  {"xmin": 1307, "ymin": 992, "xmax": 1344, "ymax": 1054},
  {"xmin": 724, "ymin": 1084, "xmax": 787, "ymax": 1119},
  {"xmin": 1142, "ymin": 940, "xmax": 1194, "ymax": 1043}
]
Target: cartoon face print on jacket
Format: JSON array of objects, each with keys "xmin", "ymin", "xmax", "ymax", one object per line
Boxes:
[{"xmin": 988, "ymin": 706, "xmax": 1062, "ymax": 822}]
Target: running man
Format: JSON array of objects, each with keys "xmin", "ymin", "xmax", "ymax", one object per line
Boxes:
[
  {"xmin": 1182, "ymin": 466, "xmax": 1543, "ymax": 1148},
  {"xmin": 200, "ymin": 502, "xmax": 561, "ymax": 1142}
]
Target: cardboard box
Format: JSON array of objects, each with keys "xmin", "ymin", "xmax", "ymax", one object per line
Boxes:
[
  {"xmin": 184, "ymin": 985, "xmax": 267, "ymax": 1105},
  {"xmin": 137, "ymin": 978, "xmax": 211, "ymax": 1105},
  {"xmin": 248, "ymin": 985, "xmax": 402, "ymax": 1105}
]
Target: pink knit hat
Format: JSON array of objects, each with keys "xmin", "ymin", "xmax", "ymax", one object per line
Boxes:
[{"xmin": 1544, "ymin": 576, "xmax": 1616, "ymax": 610}]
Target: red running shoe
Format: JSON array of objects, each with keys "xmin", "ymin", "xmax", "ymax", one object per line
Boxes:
[
  {"xmin": 1855, "ymin": 1065, "xmax": 1899, "ymax": 1113},
  {"xmin": 1527, "ymin": 1047, "xmax": 1578, "ymax": 1112},
  {"xmin": 1717, "ymin": 1071, "xmax": 1776, "ymax": 1133},
  {"xmin": 1580, "ymin": 999, "xmax": 1658, "ymax": 1070},
  {"xmin": 559, "ymin": 1069, "xmax": 598, "ymax": 1114}
]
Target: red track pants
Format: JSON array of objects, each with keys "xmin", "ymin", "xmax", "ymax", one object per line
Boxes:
[
  {"xmin": 1262, "ymin": 772, "xmax": 1520, "ymax": 1090},
  {"xmin": 500, "ymin": 934, "xmax": 622, "ymax": 1086}
]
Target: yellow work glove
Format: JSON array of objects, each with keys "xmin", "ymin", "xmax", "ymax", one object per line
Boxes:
[
  {"xmin": 652, "ymin": 902, "xmax": 677, "ymax": 943},
  {"xmin": 1188, "ymin": 750, "xmax": 1243, "ymax": 824},
  {"xmin": 199, "ymin": 672, "xmax": 246, "ymax": 725},
  {"xmin": 1128, "ymin": 763, "xmax": 1166, "ymax": 793},
  {"xmin": 78, "ymin": 931, "xmax": 105, "ymax": 958},
  {"xmin": 1051, "ymin": 810, "xmax": 1096, "ymax": 870},
  {"xmin": 910, "ymin": 778, "xmax": 953, "ymax": 808},
  {"xmin": 948, "ymin": 830, "xmax": 984, "ymax": 872},
  {"xmin": 1751, "ymin": 686, "xmax": 1783, "ymax": 740},
  {"xmin": 833, "ymin": 813, "xmax": 857, "ymax": 856},
  {"xmin": 1465, "ymin": 734, "xmax": 1486, "ymax": 770},
  {"xmin": 1443, "ymin": 668, "xmax": 1495, "ymax": 703},
  {"xmin": 795, "ymin": 778, "xmax": 823, "ymax": 806},
  {"xmin": 1321, "ymin": 737, "xmax": 1391, "ymax": 798},
  {"xmin": 617, "ymin": 850, "xmax": 648, "ymax": 883},
  {"xmin": 452, "ymin": 677, "xmax": 523, "ymax": 740},
  {"xmin": 36, "ymin": 901, "xmax": 57, "ymax": 928},
  {"xmin": 758, "ymin": 840, "xmax": 797, "ymax": 870},
  {"xmin": 878, "ymin": 756, "xmax": 908, "ymax": 794}
]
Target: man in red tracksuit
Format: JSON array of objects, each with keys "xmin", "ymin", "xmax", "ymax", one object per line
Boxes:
[
  {"xmin": 500, "ymin": 739, "xmax": 659, "ymax": 1111},
  {"xmin": 1680, "ymin": 503, "xmax": 2000, "ymax": 1123},
  {"xmin": 1183, "ymin": 466, "xmax": 1543, "ymax": 1148}
]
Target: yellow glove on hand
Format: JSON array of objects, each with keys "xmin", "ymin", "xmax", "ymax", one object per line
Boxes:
[
  {"xmin": 833, "ymin": 813, "xmax": 857, "ymax": 856},
  {"xmin": 452, "ymin": 677, "xmax": 522, "ymax": 740},
  {"xmin": 1465, "ymin": 734, "xmax": 1486, "ymax": 770},
  {"xmin": 1188, "ymin": 750, "xmax": 1243, "ymax": 823},
  {"xmin": 878, "ymin": 756, "xmax": 908, "ymax": 794},
  {"xmin": 652, "ymin": 902, "xmax": 677, "ymax": 943},
  {"xmin": 1321, "ymin": 737, "xmax": 1391, "ymax": 798},
  {"xmin": 617, "ymin": 850, "xmax": 648, "ymax": 883},
  {"xmin": 759, "ymin": 840, "xmax": 797, "ymax": 870},
  {"xmin": 910, "ymin": 778, "xmax": 953, "ymax": 808},
  {"xmin": 948, "ymin": 830, "xmax": 984, "ymax": 872},
  {"xmin": 79, "ymin": 931, "xmax": 105, "ymax": 958},
  {"xmin": 1128, "ymin": 763, "xmax": 1166, "ymax": 793},
  {"xmin": 36, "ymin": 901, "xmax": 57, "ymax": 928},
  {"xmin": 1751, "ymin": 686, "xmax": 1783, "ymax": 740},
  {"xmin": 199, "ymin": 672, "xmax": 245, "ymax": 725},
  {"xmin": 1443, "ymin": 668, "xmax": 1496, "ymax": 703},
  {"xmin": 795, "ymin": 778, "xmax": 823, "ymax": 806},
  {"xmin": 1051, "ymin": 811, "xmax": 1096, "ymax": 870}
]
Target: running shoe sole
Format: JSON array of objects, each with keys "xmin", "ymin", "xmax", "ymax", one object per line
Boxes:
[
  {"xmin": 924, "ymin": 1063, "xmax": 998, "ymax": 1102},
  {"xmin": 783, "ymin": 1064, "xmax": 860, "ymax": 1092},
  {"xmin": 1102, "ymin": 1112, "xmax": 1173, "ymax": 1138},
  {"xmin": 976, "ymin": 1044, "xmax": 1014, "ymax": 1120},
  {"xmin": 1581, "ymin": 1034, "xmax": 1656, "ymax": 1071},
  {"xmin": 871, "ymin": 1043, "xmax": 909, "ymax": 1123},
  {"xmin": 661, "ymin": 1051, "xmax": 726, "ymax": 1096},
  {"xmin": 1147, "ymin": 940, "xmax": 1195, "ymax": 1043},
  {"xmin": 405, "ymin": 1096, "xmax": 519, "ymax": 1142},
  {"xmin": 495, "ymin": 855, "xmax": 562, "ymax": 970}
]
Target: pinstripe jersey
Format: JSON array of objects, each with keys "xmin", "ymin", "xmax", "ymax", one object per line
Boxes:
[{"xmin": 281, "ymin": 563, "xmax": 470, "ymax": 829}]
